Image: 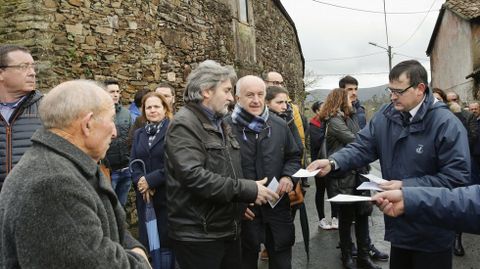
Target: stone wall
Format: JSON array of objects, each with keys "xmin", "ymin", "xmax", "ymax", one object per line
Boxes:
[
  {"xmin": 252, "ymin": 1, "xmax": 305, "ymax": 103},
  {"xmin": 0, "ymin": 0, "xmax": 304, "ymax": 107}
]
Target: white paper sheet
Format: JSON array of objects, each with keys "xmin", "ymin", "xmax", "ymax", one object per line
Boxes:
[
  {"xmin": 357, "ymin": 181, "xmax": 384, "ymax": 192},
  {"xmin": 327, "ymin": 194, "xmax": 373, "ymax": 203},
  {"xmin": 360, "ymin": 173, "xmax": 388, "ymax": 184},
  {"xmin": 267, "ymin": 177, "xmax": 284, "ymax": 208},
  {"xmin": 292, "ymin": 168, "xmax": 321, "ymax": 178}
]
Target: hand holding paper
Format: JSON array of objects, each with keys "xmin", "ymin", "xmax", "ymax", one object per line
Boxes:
[
  {"xmin": 267, "ymin": 177, "xmax": 284, "ymax": 208},
  {"xmin": 255, "ymin": 177, "xmax": 279, "ymax": 206}
]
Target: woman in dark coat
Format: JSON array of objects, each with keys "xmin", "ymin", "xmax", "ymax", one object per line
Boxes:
[
  {"xmin": 265, "ymin": 86, "xmax": 303, "ymax": 155},
  {"xmin": 318, "ymin": 88, "xmax": 379, "ymax": 269},
  {"xmin": 130, "ymin": 92, "xmax": 173, "ymax": 268}
]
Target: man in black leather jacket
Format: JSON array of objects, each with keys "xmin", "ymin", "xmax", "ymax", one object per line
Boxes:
[{"xmin": 165, "ymin": 60, "xmax": 277, "ymax": 269}]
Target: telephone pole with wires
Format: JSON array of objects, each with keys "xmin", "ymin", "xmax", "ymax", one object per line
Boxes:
[{"xmin": 368, "ymin": 42, "xmax": 392, "ymax": 71}]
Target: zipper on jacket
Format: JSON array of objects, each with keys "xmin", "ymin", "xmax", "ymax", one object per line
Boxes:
[
  {"xmin": 5, "ymin": 126, "xmax": 11, "ymax": 175},
  {"xmin": 4, "ymin": 95, "xmax": 32, "ymax": 175},
  {"xmin": 202, "ymin": 218, "xmax": 208, "ymax": 233},
  {"xmin": 233, "ymin": 219, "xmax": 238, "ymax": 240}
]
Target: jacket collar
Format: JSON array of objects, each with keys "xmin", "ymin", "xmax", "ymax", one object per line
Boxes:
[
  {"xmin": 185, "ymin": 102, "xmax": 231, "ymax": 134},
  {"xmin": 383, "ymin": 88, "xmax": 447, "ymax": 132},
  {"xmin": 30, "ymin": 128, "xmax": 115, "ymax": 196}
]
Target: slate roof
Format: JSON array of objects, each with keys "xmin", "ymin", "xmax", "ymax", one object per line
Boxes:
[{"xmin": 445, "ymin": 0, "xmax": 480, "ymax": 20}]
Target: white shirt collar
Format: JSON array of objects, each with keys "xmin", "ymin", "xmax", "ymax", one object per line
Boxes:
[{"xmin": 408, "ymin": 94, "xmax": 426, "ymax": 120}]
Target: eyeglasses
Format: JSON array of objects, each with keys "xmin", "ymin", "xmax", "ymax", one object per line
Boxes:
[
  {"xmin": 265, "ymin": 80, "xmax": 285, "ymax": 86},
  {"xmin": 385, "ymin": 84, "xmax": 414, "ymax": 96},
  {"xmin": 0, "ymin": 63, "xmax": 36, "ymax": 72}
]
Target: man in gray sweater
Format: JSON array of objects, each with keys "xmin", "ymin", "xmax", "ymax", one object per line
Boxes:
[{"xmin": 0, "ymin": 80, "xmax": 151, "ymax": 268}]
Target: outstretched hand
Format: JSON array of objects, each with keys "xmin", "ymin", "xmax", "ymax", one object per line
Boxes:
[
  {"xmin": 306, "ymin": 159, "xmax": 331, "ymax": 177},
  {"xmin": 372, "ymin": 190, "xmax": 405, "ymax": 217}
]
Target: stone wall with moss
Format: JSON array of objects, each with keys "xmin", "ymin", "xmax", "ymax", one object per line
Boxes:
[{"xmin": 0, "ymin": 0, "xmax": 304, "ymax": 107}]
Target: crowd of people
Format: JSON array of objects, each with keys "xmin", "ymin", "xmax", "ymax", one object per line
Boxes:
[{"xmin": 0, "ymin": 43, "xmax": 479, "ymax": 269}]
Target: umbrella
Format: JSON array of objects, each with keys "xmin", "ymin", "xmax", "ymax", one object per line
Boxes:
[
  {"xmin": 130, "ymin": 159, "xmax": 162, "ymax": 269},
  {"xmin": 298, "ymin": 200, "xmax": 310, "ymax": 260}
]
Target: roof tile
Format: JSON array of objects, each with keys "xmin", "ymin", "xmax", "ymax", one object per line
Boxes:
[{"xmin": 446, "ymin": 0, "xmax": 480, "ymax": 20}]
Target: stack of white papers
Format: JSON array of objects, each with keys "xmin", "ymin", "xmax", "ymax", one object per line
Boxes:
[
  {"xmin": 356, "ymin": 173, "xmax": 388, "ymax": 192},
  {"xmin": 327, "ymin": 194, "xmax": 373, "ymax": 203}
]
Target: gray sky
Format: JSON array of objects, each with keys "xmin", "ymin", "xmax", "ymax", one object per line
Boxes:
[{"xmin": 280, "ymin": 0, "xmax": 444, "ymax": 90}]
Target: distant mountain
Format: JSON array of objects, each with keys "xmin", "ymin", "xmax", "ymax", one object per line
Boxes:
[{"xmin": 306, "ymin": 84, "xmax": 389, "ymax": 103}]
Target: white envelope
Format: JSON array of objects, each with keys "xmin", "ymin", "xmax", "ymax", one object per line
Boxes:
[
  {"xmin": 267, "ymin": 177, "xmax": 284, "ymax": 208},
  {"xmin": 357, "ymin": 181, "xmax": 384, "ymax": 192},
  {"xmin": 292, "ymin": 168, "xmax": 321, "ymax": 178},
  {"xmin": 360, "ymin": 173, "xmax": 388, "ymax": 184}
]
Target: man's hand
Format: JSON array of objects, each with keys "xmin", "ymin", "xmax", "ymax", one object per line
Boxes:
[
  {"xmin": 380, "ymin": 180, "xmax": 402, "ymax": 190},
  {"xmin": 306, "ymin": 159, "xmax": 331, "ymax": 177},
  {"xmin": 243, "ymin": 207, "xmax": 255, "ymax": 221},
  {"xmin": 276, "ymin": 176, "xmax": 293, "ymax": 196},
  {"xmin": 137, "ymin": 176, "xmax": 149, "ymax": 194},
  {"xmin": 131, "ymin": 247, "xmax": 152, "ymax": 268},
  {"xmin": 372, "ymin": 190, "xmax": 405, "ymax": 217},
  {"xmin": 255, "ymin": 177, "xmax": 279, "ymax": 205}
]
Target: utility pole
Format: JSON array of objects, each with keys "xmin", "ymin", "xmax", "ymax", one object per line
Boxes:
[{"xmin": 368, "ymin": 42, "xmax": 393, "ymax": 71}]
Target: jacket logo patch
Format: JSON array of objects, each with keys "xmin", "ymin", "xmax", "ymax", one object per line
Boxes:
[{"xmin": 416, "ymin": 144, "xmax": 424, "ymax": 154}]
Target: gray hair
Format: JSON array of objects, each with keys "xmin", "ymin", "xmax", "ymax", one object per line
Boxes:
[
  {"xmin": 40, "ymin": 80, "xmax": 112, "ymax": 129},
  {"xmin": 183, "ymin": 60, "xmax": 237, "ymax": 103},
  {"xmin": 235, "ymin": 75, "xmax": 266, "ymax": 96}
]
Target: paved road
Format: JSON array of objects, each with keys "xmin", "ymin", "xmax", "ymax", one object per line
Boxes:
[{"xmin": 258, "ymin": 165, "xmax": 480, "ymax": 268}]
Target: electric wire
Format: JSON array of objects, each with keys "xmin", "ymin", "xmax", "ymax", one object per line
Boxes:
[
  {"xmin": 311, "ymin": 0, "xmax": 439, "ymax": 14},
  {"xmin": 306, "ymin": 51, "xmax": 385, "ymax": 62},
  {"xmin": 395, "ymin": 0, "xmax": 439, "ymax": 48}
]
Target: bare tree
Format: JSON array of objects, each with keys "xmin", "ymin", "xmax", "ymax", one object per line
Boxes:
[{"xmin": 304, "ymin": 69, "xmax": 322, "ymax": 90}]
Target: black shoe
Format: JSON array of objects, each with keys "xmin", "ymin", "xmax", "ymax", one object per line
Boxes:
[
  {"xmin": 454, "ymin": 233, "xmax": 465, "ymax": 256},
  {"xmin": 368, "ymin": 244, "xmax": 389, "ymax": 261},
  {"xmin": 357, "ymin": 257, "xmax": 381, "ymax": 269},
  {"xmin": 341, "ymin": 253, "xmax": 357, "ymax": 269}
]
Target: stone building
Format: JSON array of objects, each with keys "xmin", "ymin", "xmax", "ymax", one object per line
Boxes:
[
  {"xmin": 0, "ymin": 0, "xmax": 305, "ymax": 107},
  {"xmin": 427, "ymin": 0, "xmax": 480, "ymax": 100}
]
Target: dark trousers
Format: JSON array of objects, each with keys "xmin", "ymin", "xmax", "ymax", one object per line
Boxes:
[
  {"xmin": 242, "ymin": 224, "xmax": 292, "ymax": 269},
  {"xmin": 172, "ymin": 238, "xmax": 241, "ymax": 269},
  {"xmin": 314, "ymin": 176, "xmax": 338, "ymax": 219},
  {"xmin": 390, "ymin": 246, "xmax": 452, "ymax": 269},
  {"xmin": 338, "ymin": 204, "xmax": 369, "ymax": 250}
]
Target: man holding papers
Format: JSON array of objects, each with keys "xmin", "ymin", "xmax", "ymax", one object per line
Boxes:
[
  {"xmin": 308, "ymin": 60, "xmax": 470, "ymax": 269},
  {"xmin": 227, "ymin": 75, "xmax": 301, "ymax": 269}
]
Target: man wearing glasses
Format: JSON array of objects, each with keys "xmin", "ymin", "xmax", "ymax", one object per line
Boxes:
[
  {"xmin": 308, "ymin": 60, "xmax": 470, "ymax": 269},
  {"xmin": 0, "ymin": 45, "xmax": 42, "ymax": 192}
]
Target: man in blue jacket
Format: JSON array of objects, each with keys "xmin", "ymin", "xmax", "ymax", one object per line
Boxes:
[
  {"xmin": 373, "ymin": 186, "xmax": 480, "ymax": 235},
  {"xmin": 308, "ymin": 60, "xmax": 470, "ymax": 269}
]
